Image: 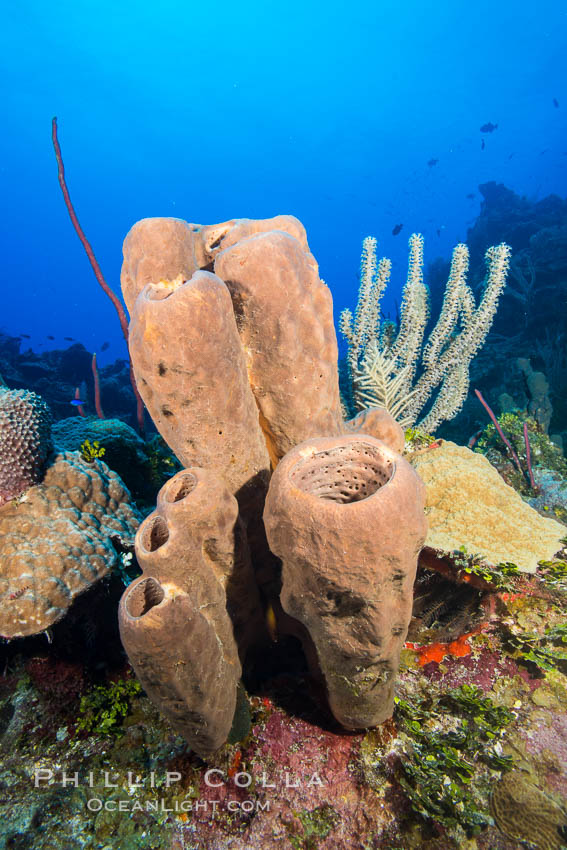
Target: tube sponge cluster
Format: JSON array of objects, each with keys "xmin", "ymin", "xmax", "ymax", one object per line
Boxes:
[
  {"xmin": 0, "ymin": 388, "xmax": 53, "ymax": 506},
  {"xmin": 118, "ymin": 214, "xmax": 428, "ymax": 758}
]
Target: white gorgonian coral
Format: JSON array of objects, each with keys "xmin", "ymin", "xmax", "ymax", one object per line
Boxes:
[{"xmin": 339, "ymin": 234, "xmax": 511, "ymax": 433}]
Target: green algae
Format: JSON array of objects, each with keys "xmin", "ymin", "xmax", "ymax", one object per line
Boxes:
[
  {"xmin": 288, "ymin": 804, "xmax": 340, "ymax": 849},
  {"xmin": 393, "ymin": 685, "xmax": 514, "ymax": 836},
  {"xmin": 75, "ymin": 677, "xmax": 143, "ymax": 737}
]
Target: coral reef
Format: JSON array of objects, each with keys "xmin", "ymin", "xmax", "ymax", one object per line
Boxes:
[
  {"xmin": 264, "ymin": 434, "xmax": 427, "ymax": 728},
  {"xmin": 0, "ymin": 331, "xmax": 138, "ymax": 426},
  {"xmin": 432, "ymin": 182, "xmax": 567, "ymax": 444},
  {"xmin": 0, "ymin": 451, "xmax": 140, "ymax": 638},
  {"xmin": 1, "ymin": 554, "xmax": 566, "ymax": 850},
  {"xmin": 474, "ymin": 411, "xmax": 567, "ymax": 508},
  {"xmin": 410, "ymin": 440, "xmax": 565, "ymax": 572},
  {"xmin": 2, "ymin": 192, "xmax": 567, "ymax": 847},
  {"xmin": 0, "ymin": 387, "xmax": 53, "ymax": 506},
  {"xmin": 517, "ymin": 356, "xmax": 553, "ymax": 432}
]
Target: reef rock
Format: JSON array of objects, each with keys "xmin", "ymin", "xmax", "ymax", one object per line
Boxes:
[
  {"xmin": 411, "ymin": 440, "xmax": 565, "ymax": 572},
  {"xmin": 52, "ymin": 416, "xmax": 158, "ymax": 504},
  {"xmin": 0, "ymin": 451, "xmax": 140, "ymax": 638}
]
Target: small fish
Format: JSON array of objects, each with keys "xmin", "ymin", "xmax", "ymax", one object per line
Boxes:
[
  {"xmin": 553, "ymin": 98, "xmax": 559, "ymax": 108},
  {"xmin": 480, "ymin": 122, "xmax": 498, "ymax": 133},
  {"xmin": 20, "ymin": 334, "xmax": 31, "ymax": 339},
  {"xmin": 70, "ymin": 398, "xmax": 85, "ymax": 407},
  {"xmin": 8, "ymin": 585, "xmax": 31, "ymax": 601},
  {"xmin": 101, "ymin": 341, "xmax": 110, "ymax": 352},
  {"xmin": 392, "ymin": 223, "xmax": 403, "ymax": 236},
  {"xmin": 508, "ymin": 153, "xmax": 515, "ymax": 159},
  {"xmin": 265, "ymin": 602, "xmax": 278, "ymax": 643},
  {"xmin": 481, "ymin": 138, "xmax": 485, "ymax": 150},
  {"xmin": 427, "ymin": 158, "xmax": 438, "ymax": 167},
  {"xmin": 64, "ymin": 336, "xmax": 75, "ymax": 341},
  {"xmin": 47, "ymin": 335, "xmax": 55, "ymax": 340},
  {"xmin": 466, "ymin": 193, "xmax": 475, "ymax": 199}
]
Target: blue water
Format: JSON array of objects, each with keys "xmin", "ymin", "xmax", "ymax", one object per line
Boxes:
[{"xmin": 2, "ymin": 0, "xmax": 566, "ymax": 363}]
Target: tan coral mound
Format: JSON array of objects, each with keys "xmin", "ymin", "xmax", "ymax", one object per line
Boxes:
[
  {"xmin": 411, "ymin": 440, "xmax": 564, "ymax": 573},
  {"xmin": 0, "ymin": 452, "xmax": 140, "ymax": 638}
]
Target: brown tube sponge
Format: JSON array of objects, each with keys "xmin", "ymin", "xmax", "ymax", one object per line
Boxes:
[
  {"xmin": 119, "ymin": 467, "xmax": 263, "ymax": 757},
  {"xmin": 121, "ymin": 214, "xmax": 311, "ymax": 315},
  {"xmin": 127, "ymin": 270, "xmax": 270, "ymax": 515},
  {"xmin": 121, "ymin": 218, "xmax": 203, "ymax": 315},
  {"xmin": 345, "ymin": 407, "xmax": 405, "ymax": 454},
  {"xmin": 119, "ymin": 579, "xmax": 236, "ymax": 758},
  {"xmin": 263, "ymin": 434, "xmax": 427, "ymax": 729},
  {"xmin": 199, "ymin": 214, "xmax": 310, "ymax": 262},
  {"xmin": 214, "ymin": 230, "xmax": 344, "ymax": 465}
]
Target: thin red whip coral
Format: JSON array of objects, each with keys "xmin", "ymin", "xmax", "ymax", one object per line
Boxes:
[
  {"xmin": 474, "ymin": 389, "xmax": 523, "ymax": 474},
  {"xmin": 91, "ymin": 353, "xmax": 104, "ymax": 420},
  {"xmin": 51, "ymin": 117, "xmax": 145, "ymax": 434},
  {"xmin": 73, "ymin": 387, "xmax": 86, "ymax": 417},
  {"xmin": 523, "ymin": 422, "xmax": 537, "ymax": 491},
  {"xmin": 475, "ymin": 389, "xmax": 538, "ymax": 492}
]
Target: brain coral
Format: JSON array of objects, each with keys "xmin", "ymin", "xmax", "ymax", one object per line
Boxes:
[
  {"xmin": 0, "ymin": 451, "xmax": 140, "ymax": 638},
  {"xmin": 0, "ymin": 388, "xmax": 53, "ymax": 506}
]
